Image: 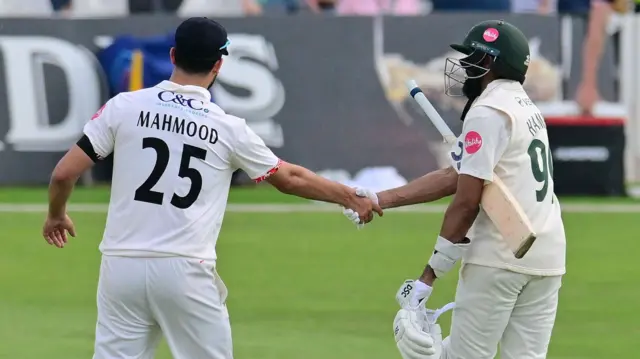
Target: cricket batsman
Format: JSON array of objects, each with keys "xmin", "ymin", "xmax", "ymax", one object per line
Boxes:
[
  {"xmin": 42, "ymin": 17, "xmax": 381, "ymax": 359},
  {"xmin": 345, "ymin": 20, "xmax": 566, "ymax": 359}
]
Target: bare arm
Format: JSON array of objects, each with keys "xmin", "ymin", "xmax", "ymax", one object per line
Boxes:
[
  {"xmin": 49, "ymin": 145, "xmax": 95, "ymax": 218},
  {"xmin": 242, "ymin": 0, "xmax": 263, "ymax": 15},
  {"xmin": 581, "ymin": 1, "xmax": 612, "ymax": 87},
  {"xmin": 376, "ymin": 166, "xmax": 458, "ymax": 209},
  {"xmin": 419, "ymin": 174, "xmax": 483, "ymax": 285},
  {"xmin": 266, "ymin": 162, "xmax": 383, "ymax": 221}
]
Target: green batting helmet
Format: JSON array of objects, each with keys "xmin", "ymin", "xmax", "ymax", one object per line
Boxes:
[{"xmin": 444, "ymin": 19, "xmax": 530, "ymax": 95}]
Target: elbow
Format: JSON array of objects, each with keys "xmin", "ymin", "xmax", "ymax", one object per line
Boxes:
[
  {"xmin": 50, "ymin": 171, "xmax": 68, "ymax": 184},
  {"xmin": 274, "ymin": 177, "xmax": 297, "ymax": 194},
  {"xmin": 50, "ymin": 166, "xmax": 77, "ymax": 185},
  {"xmin": 266, "ymin": 164, "xmax": 301, "ymax": 194},
  {"xmin": 452, "ymin": 196, "xmax": 480, "ymax": 218}
]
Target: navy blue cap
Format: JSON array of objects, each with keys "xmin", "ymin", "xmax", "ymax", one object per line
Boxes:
[{"xmin": 175, "ymin": 17, "xmax": 230, "ymax": 60}]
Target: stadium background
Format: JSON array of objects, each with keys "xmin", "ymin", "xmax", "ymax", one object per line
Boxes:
[{"xmin": 1, "ymin": 1, "xmax": 639, "ymax": 359}]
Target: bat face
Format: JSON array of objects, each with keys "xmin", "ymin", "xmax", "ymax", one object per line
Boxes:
[{"xmin": 482, "ymin": 178, "xmax": 537, "ymax": 258}]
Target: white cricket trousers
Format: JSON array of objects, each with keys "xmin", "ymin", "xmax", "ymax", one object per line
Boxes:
[
  {"xmin": 441, "ymin": 264, "xmax": 563, "ymax": 359},
  {"xmin": 93, "ymin": 256, "xmax": 232, "ymax": 359}
]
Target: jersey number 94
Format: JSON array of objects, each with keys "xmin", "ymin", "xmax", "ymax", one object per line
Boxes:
[{"xmin": 527, "ymin": 139, "xmax": 554, "ymax": 203}]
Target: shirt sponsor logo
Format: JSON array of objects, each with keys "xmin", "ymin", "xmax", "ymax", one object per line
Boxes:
[
  {"xmin": 464, "ymin": 131, "xmax": 482, "ymax": 154},
  {"xmin": 157, "ymin": 91, "xmax": 209, "ymax": 113}
]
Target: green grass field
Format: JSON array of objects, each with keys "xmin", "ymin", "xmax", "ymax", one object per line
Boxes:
[{"xmin": 1, "ymin": 186, "xmax": 639, "ymax": 358}]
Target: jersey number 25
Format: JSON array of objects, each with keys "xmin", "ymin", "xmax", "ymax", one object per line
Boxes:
[{"xmin": 134, "ymin": 137, "xmax": 207, "ymax": 209}]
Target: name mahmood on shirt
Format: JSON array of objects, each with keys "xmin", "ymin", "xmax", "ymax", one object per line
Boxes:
[{"xmin": 137, "ymin": 111, "xmax": 219, "ymax": 145}]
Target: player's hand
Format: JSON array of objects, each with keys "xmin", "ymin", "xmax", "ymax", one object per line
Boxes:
[
  {"xmin": 343, "ymin": 188, "xmax": 380, "ymax": 228},
  {"xmin": 347, "ymin": 193, "xmax": 382, "ymax": 224},
  {"xmin": 393, "ymin": 280, "xmax": 453, "ymax": 359},
  {"xmin": 42, "ymin": 213, "xmax": 76, "ymax": 248},
  {"xmin": 394, "ymin": 309, "xmax": 439, "ymax": 359},
  {"xmin": 575, "ymin": 80, "xmax": 600, "ymax": 116},
  {"xmin": 396, "ymin": 279, "xmax": 434, "ymax": 310}
]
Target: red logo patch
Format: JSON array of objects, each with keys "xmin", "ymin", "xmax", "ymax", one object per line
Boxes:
[
  {"xmin": 482, "ymin": 28, "xmax": 499, "ymax": 42},
  {"xmin": 91, "ymin": 104, "xmax": 106, "ymax": 121},
  {"xmin": 464, "ymin": 131, "xmax": 482, "ymax": 154}
]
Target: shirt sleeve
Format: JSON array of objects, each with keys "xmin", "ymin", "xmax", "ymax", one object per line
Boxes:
[
  {"xmin": 455, "ymin": 106, "xmax": 511, "ymax": 182},
  {"xmin": 232, "ymin": 123, "xmax": 281, "ymax": 183},
  {"xmin": 83, "ymin": 98, "xmax": 118, "ymax": 159}
]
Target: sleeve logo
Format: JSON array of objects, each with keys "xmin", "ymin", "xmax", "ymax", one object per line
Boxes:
[
  {"xmin": 254, "ymin": 159, "xmax": 284, "ymax": 183},
  {"xmin": 464, "ymin": 131, "xmax": 482, "ymax": 154},
  {"xmin": 91, "ymin": 104, "xmax": 106, "ymax": 121}
]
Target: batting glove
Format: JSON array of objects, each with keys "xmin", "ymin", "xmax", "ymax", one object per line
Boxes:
[
  {"xmin": 393, "ymin": 280, "xmax": 454, "ymax": 359},
  {"xmin": 342, "ymin": 188, "xmax": 378, "ymax": 229}
]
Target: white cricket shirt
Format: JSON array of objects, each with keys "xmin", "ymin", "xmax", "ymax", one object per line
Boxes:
[
  {"xmin": 449, "ymin": 80, "xmax": 566, "ymax": 276},
  {"xmin": 84, "ymin": 81, "xmax": 280, "ymax": 261}
]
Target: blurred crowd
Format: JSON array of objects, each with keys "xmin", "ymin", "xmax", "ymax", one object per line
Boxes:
[
  {"xmin": 0, "ymin": 0, "xmax": 631, "ymax": 115},
  {"xmin": 0, "ymin": 0, "xmax": 627, "ymax": 17}
]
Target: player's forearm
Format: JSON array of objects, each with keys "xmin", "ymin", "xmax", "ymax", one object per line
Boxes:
[
  {"xmin": 376, "ymin": 167, "xmax": 457, "ymax": 209},
  {"xmin": 581, "ymin": 2, "xmax": 612, "ymax": 84},
  {"xmin": 419, "ymin": 266, "xmax": 438, "ymax": 286},
  {"xmin": 269, "ymin": 163, "xmax": 352, "ymax": 206},
  {"xmin": 439, "ymin": 199, "xmax": 479, "ymax": 243},
  {"xmin": 48, "ymin": 174, "xmax": 77, "ymax": 218},
  {"xmin": 419, "ymin": 202, "xmax": 477, "ymax": 287}
]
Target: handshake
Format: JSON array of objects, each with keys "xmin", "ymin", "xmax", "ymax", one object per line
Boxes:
[{"xmin": 342, "ymin": 188, "xmax": 381, "ymax": 228}]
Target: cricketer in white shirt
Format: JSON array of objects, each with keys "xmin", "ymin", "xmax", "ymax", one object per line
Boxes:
[
  {"xmin": 344, "ymin": 20, "xmax": 566, "ymax": 359},
  {"xmin": 42, "ymin": 17, "xmax": 381, "ymax": 359},
  {"xmin": 354, "ymin": 82, "xmax": 565, "ymax": 359}
]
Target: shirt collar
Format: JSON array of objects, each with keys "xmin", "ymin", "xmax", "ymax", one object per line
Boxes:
[
  {"xmin": 155, "ymin": 80, "xmax": 212, "ymax": 102},
  {"xmin": 485, "ymin": 79, "xmax": 522, "ymax": 92}
]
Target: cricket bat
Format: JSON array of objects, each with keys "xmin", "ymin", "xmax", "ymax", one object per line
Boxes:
[{"xmin": 406, "ymin": 80, "xmax": 536, "ymax": 259}]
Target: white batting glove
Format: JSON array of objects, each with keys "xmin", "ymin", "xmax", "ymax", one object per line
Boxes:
[
  {"xmin": 342, "ymin": 188, "xmax": 378, "ymax": 229},
  {"xmin": 396, "ymin": 279, "xmax": 433, "ymax": 310},
  {"xmin": 393, "ymin": 280, "xmax": 454, "ymax": 359}
]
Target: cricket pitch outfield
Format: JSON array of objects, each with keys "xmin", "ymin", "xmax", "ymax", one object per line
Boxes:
[{"xmin": 1, "ymin": 186, "xmax": 638, "ymax": 359}]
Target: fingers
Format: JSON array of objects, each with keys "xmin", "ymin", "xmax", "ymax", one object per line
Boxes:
[
  {"xmin": 343, "ymin": 193, "xmax": 383, "ymax": 228},
  {"xmin": 44, "ymin": 229, "xmax": 65, "ymax": 248},
  {"xmin": 54, "ymin": 229, "xmax": 66, "ymax": 248},
  {"xmin": 43, "ymin": 232, "xmax": 54, "ymax": 246},
  {"xmin": 67, "ymin": 224, "xmax": 77, "ymax": 238},
  {"xmin": 359, "ymin": 211, "xmax": 374, "ymax": 224},
  {"xmin": 372, "ymin": 202, "xmax": 384, "ymax": 217}
]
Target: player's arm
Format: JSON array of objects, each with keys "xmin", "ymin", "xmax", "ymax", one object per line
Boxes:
[
  {"xmin": 48, "ymin": 101, "xmax": 116, "ymax": 218},
  {"xmin": 419, "ymin": 106, "xmax": 510, "ymax": 286},
  {"xmin": 376, "ymin": 166, "xmax": 458, "ymax": 209},
  {"xmin": 582, "ymin": 0, "xmax": 613, "ymax": 85},
  {"xmin": 576, "ymin": 0, "xmax": 613, "ymax": 113},
  {"xmin": 233, "ymin": 124, "xmax": 382, "ymax": 222},
  {"xmin": 267, "ymin": 162, "xmax": 360, "ymax": 206},
  {"xmin": 48, "ymin": 144, "xmax": 96, "ymax": 218}
]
